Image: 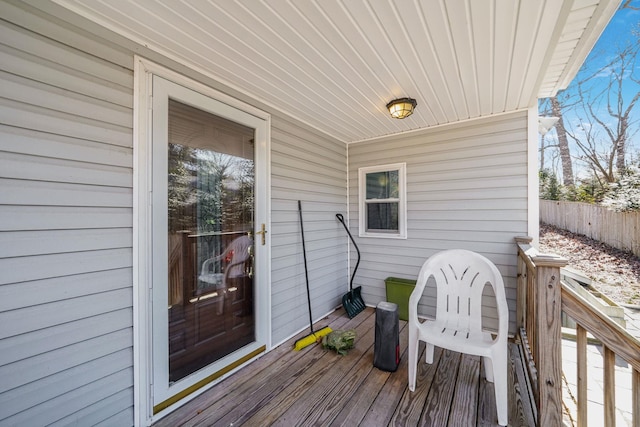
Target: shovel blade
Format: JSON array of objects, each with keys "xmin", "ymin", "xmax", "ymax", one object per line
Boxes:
[{"xmin": 342, "ymin": 286, "xmax": 366, "ymax": 318}]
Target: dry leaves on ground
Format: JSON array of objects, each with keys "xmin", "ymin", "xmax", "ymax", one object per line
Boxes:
[{"xmin": 539, "ymin": 223, "xmax": 640, "ymax": 306}]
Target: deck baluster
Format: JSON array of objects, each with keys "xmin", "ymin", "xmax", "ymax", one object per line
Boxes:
[{"xmin": 576, "ymin": 324, "xmax": 588, "ymax": 427}]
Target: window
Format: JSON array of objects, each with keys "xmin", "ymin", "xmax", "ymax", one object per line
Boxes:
[{"xmin": 358, "ymin": 163, "xmax": 406, "ymax": 238}]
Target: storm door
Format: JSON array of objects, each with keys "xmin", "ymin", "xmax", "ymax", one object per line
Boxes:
[{"xmin": 151, "ymin": 76, "xmax": 269, "ymax": 412}]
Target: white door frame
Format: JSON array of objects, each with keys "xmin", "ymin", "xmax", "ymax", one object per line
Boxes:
[{"xmin": 133, "ymin": 57, "xmax": 272, "ymax": 426}]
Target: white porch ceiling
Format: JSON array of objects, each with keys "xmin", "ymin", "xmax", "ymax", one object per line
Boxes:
[{"xmin": 54, "ymin": 0, "xmax": 619, "ymax": 143}]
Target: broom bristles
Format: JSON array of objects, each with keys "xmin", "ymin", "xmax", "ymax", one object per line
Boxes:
[{"xmin": 293, "ymin": 326, "xmax": 333, "ymax": 351}]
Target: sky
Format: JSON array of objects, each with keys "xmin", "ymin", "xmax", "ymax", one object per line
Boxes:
[
  {"xmin": 597, "ymin": 1, "xmax": 640, "ymax": 48},
  {"xmin": 539, "ymin": 0, "xmax": 640, "ymax": 180}
]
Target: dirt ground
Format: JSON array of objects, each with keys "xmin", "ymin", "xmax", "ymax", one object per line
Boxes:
[{"xmin": 538, "ymin": 223, "xmax": 640, "ymax": 307}]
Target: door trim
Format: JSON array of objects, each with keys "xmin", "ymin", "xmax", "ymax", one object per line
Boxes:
[
  {"xmin": 133, "ymin": 57, "xmax": 272, "ymax": 426},
  {"xmin": 152, "ymin": 345, "xmax": 266, "ymax": 414}
]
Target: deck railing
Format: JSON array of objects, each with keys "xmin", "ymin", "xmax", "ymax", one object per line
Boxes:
[
  {"xmin": 516, "ymin": 236, "xmax": 640, "ymax": 427},
  {"xmin": 561, "ymin": 280, "xmax": 640, "ymax": 427}
]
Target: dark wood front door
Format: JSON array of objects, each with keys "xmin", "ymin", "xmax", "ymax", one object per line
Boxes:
[
  {"xmin": 164, "ymin": 99, "xmax": 257, "ymax": 383},
  {"xmin": 167, "ymin": 232, "xmax": 254, "ymax": 383}
]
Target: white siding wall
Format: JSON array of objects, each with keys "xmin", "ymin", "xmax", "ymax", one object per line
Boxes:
[
  {"xmin": 270, "ymin": 116, "xmax": 347, "ymax": 345},
  {"xmin": 348, "ymin": 111, "xmax": 529, "ymax": 334},
  {"xmin": 0, "ymin": 2, "xmax": 135, "ymax": 425}
]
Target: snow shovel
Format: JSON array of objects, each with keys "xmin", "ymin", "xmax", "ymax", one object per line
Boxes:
[{"xmin": 336, "ymin": 213, "xmax": 365, "ymax": 318}]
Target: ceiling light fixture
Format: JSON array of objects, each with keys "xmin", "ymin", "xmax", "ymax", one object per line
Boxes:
[
  {"xmin": 386, "ymin": 98, "xmax": 417, "ymax": 119},
  {"xmin": 538, "ymin": 116, "xmax": 559, "ymax": 136}
]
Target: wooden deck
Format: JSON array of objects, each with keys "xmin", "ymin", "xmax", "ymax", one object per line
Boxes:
[{"xmin": 154, "ymin": 307, "xmax": 536, "ymax": 426}]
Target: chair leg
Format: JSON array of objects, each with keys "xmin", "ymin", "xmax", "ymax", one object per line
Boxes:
[
  {"xmin": 408, "ymin": 327, "xmax": 418, "ymax": 392},
  {"xmin": 425, "ymin": 342, "xmax": 434, "ymax": 364},
  {"xmin": 491, "ymin": 348, "xmax": 509, "ymax": 426},
  {"xmin": 483, "ymin": 355, "xmax": 494, "ymax": 382},
  {"xmin": 216, "ymin": 288, "xmax": 225, "ymax": 315}
]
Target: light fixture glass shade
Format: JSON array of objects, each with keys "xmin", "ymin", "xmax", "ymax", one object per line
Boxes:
[
  {"xmin": 538, "ymin": 116, "xmax": 559, "ymax": 136},
  {"xmin": 386, "ymin": 98, "xmax": 417, "ymax": 119}
]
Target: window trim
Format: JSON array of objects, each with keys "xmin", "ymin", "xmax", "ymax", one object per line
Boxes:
[{"xmin": 358, "ymin": 162, "xmax": 407, "ymax": 239}]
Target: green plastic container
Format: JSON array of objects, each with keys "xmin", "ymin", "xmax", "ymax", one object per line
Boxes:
[{"xmin": 384, "ymin": 277, "xmax": 417, "ymax": 321}]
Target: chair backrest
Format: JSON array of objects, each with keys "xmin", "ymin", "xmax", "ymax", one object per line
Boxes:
[
  {"xmin": 225, "ymin": 235, "xmax": 252, "ymax": 277},
  {"xmin": 409, "ymin": 249, "xmax": 508, "ymax": 337}
]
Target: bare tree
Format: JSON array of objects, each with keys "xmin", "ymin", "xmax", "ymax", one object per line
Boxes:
[
  {"xmin": 538, "ymin": 95, "xmax": 577, "ymax": 186},
  {"xmin": 563, "ymin": 44, "xmax": 640, "ymax": 182},
  {"xmin": 550, "ymin": 96, "xmax": 575, "ymax": 185},
  {"xmin": 539, "ymin": 4, "xmax": 640, "ymax": 193},
  {"xmin": 621, "ymin": 0, "xmax": 640, "ymax": 10}
]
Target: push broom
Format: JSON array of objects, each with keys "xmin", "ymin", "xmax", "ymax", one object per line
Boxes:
[{"xmin": 294, "ymin": 200, "xmax": 332, "ymax": 351}]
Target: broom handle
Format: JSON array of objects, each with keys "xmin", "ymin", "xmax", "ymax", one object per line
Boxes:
[
  {"xmin": 336, "ymin": 214, "xmax": 360, "ymax": 292},
  {"xmin": 298, "ymin": 200, "xmax": 315, "ymax": 335}
]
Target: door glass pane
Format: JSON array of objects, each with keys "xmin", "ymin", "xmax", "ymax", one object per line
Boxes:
[{"xmin": 166, "ymin": 99, "xmax": 255, "ymax": 382}]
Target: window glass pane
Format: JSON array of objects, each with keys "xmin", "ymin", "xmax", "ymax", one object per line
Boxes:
[
  {"xmin": 366, "ymin": 202, "xmax": 399, "ymax": 231},
  {"xmin": 366, "ymin": 170, "xmax": 399, "ymax": 199}
]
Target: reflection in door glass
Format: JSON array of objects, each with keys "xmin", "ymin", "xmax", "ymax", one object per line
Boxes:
[{"xmin": 166, "ymin": 100, "xmax": 256, "ymax": 382}]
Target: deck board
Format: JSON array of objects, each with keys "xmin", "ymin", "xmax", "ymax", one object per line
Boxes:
[
  {"xmin": 359, "ymin": 322, "xmax": 414, "ymax": 427},
  {"xmin": 449, "ymin": 353, "xmax": 482, "ymax": 427},
  {"xmin": 153, "ymin": 307, "xmax": 536, "ymax": 427},
  {"xmin": 263, "ymin": 311, "xmax": 376, "ymax": 426},
  {"xmin": 508, "ymin": 343, "xmax": 537, "ymax": 426},
  {"xmin": 420, "ymin": 348, "xmax": 462, "ymax": 426},
  {"xmin": 392, "ymin": 346, "xmax": 443, "ymax": 426},
  {"xmin": 239, "ymin": 311, "xmax": 375, "ymax": 427},
  {"xmin": 477, "ymin": 361, "xmax": 498, "ymax": 427},
  {"xmin": 332, "ymin": 321, "xmax": 409, "ymax": 426}
]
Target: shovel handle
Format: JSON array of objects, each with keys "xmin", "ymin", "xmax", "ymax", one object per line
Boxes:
[{"xmin": 336, "ymin": 213, "xmax": 360, "ymax": 292}]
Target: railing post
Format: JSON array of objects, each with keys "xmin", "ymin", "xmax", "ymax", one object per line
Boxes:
[
  {"xmin": 531, "ymin": 253, "xmax": 568, "ymax": 427},
  {"xmin": 515, "ymin": 236, "xmax": 533, "ymax": 331}
]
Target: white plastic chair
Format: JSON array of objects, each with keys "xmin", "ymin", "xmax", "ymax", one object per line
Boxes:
[
  {"xmin": 198, "ymin": 235, "xmax": 252, "ymax": 314},
  {"xmin": 408, "ymin": 249, "xmax": 509, "ymax": 426},
  {"xmin": 199, "ymin": 235, "xmax": 252, "ymax": 288}
]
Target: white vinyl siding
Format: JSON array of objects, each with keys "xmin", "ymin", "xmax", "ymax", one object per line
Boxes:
[
  {"xmin": 0, "ymin": 3, "xmax": 135, "ymax": 425},
  {"xmin": 270, "ymin": 116, "xmax": 347, "ymax": 345},
  {"xmin": 348, "ymin": 111, "xmax": 529, "ymax": 334}
]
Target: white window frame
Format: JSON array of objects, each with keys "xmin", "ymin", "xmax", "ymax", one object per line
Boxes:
[{"xmin": 358, "ymin": 163, "xmax": 407, "ymax": 239}]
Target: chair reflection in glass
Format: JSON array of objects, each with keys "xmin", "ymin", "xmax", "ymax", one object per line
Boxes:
[{"xmin": 199, "ymin": 234, "xmax": 252, "ymax": 314}]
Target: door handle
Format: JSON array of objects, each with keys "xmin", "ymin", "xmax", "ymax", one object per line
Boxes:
[{"xmin": 255, "ymin": 223, "xmax": 267, "ymax": 246}]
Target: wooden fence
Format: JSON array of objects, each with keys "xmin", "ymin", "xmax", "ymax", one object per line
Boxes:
[{"xmin": 540, "ymin": 200, "xmax": 640, "ymax": 258}]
